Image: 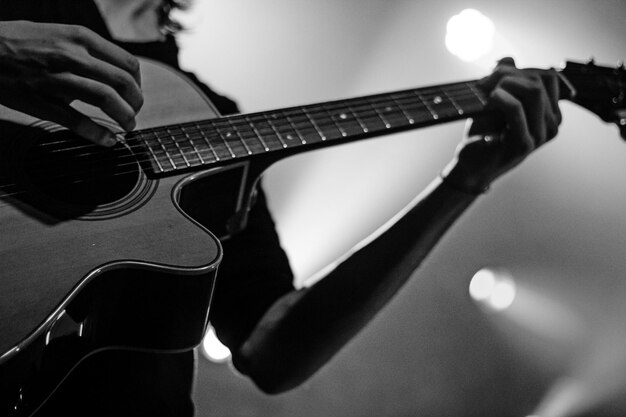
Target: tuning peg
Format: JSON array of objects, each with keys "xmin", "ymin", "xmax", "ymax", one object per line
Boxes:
[{"xmin": 587, "ymin": 57, "xmax": 596, "ymax": 65}]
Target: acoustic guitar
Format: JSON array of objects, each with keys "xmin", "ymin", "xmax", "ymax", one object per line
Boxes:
[{"xmin": 0, "ymin": 58, "xmax": 624, "ymax": 416}]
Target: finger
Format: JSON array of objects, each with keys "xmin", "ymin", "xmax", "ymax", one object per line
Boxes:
[
  {"xmin": 73, "ymin": 54, "xmax": 143, "ymax": 112},
  {"xmin": 539, "ymin": 71, "xmax": 562, "ymax": 141},
  {"xmin": 44, "ymin": 72, "xmax": 137, "ymax": 131},
  {"xmin": 466, "ymin": 114, "xmax": 503, "ymax": 137},
  {"xmin": 496, "ymin": 75, "xmax": 546, "ymax": 144},
  {"xmin": 5, "ymin": 93, "xmax": 118, "ymax": 146},
  {"xmin": 477, "ymin": 57, "xmax": 520, "ymax": 90},
  {"xmin": 540, "ymin": 70, "xmax": 563, "ymax": 126},
  {"xmin": 69, "ymin": 25, "xmax": 142, "ymax": 86},
  {"xmin": 490, "ymin": 88, "xmax": 533, "ymax": 154},
  {"xmin": 496, "ymin": 56, "xmax": 517, "ymax": 67}
]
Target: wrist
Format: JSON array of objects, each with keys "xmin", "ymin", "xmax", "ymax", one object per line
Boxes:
[{"xmin": 440, "ymin": 161, "xmax": 491, "ymax": 195}]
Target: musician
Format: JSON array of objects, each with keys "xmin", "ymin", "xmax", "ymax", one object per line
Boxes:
[{"xmin": 0, "ymin": 1, "xmax": 564, "ymax": 415}]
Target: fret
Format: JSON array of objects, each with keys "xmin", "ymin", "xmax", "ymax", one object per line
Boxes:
[
  {"xmin": 441, "ymin": 89, "xmax": 464, "ymax": 115},
  {"xmin": 155, "ymin": 129, "xmax": 188, "ymax": 168},
  {"xmin": 389, "ymin": 95, "xmax": 415, "ymax": 124},
  {"xmin": 247, "ymin": 114, "xmax": 285, "ymax": 151},
  {"xmin": 282, "ymin": 112, "xmax": 308, "ymax": 145},
  {"xmin": 389, "ymin": 92, "xmax": 432, "ymax": 124},
  {"xmin": 327, "ymin": 102, "xmax": 369, "ymax": 137},
  {"xmin": 194, "ymin": 123, "xmax": 222, "ymax": 162},
  {"xmin": 137, "ymin": 131, "xmax": 165, "ymax": 172},
  {"xmin": 420, "ymin": 87, "xmax": 466, "ymax": 119},
  {"xmin": 244, "ymin": 116, "xmax": 270, "ymax": 151},
  {"xmin": 226, "ymin": 118, "xmax": 254, "ymax": 155},
  {"xmin": 267, "ymin": 113, "xmax": 300, "ymax": 148},
  {"xmin": 373, "ymin": 104, "xmax": 392, "ymax": 129},
  {"xmin": 180, "ymin": 127, "xmax": 206, "ymax": 165},
  {"xmin": 284, "ymin": 113, "xmax": 308, "ymax": 145},
  {"xmin": 456, "ymin": 82, "xmax": 488, "ymax": 112},
  {"xmin": 284, "ymin": 109, "xmax": 325, "ymax": 144},
  {"xmin": 212, "ymin": 121, "xmax": 243, "ymax": 158},
  {"xmin": 303, "ymin": 105, "xmax": 343, "ymax": 140},
  {"xmin": 367, "ymin": 100, "xmax": 392, "ymax": 129},
  {"xmin": 305, "ymin": 105, "xmax": 345, "ymax": 139},
  {"xmin": 349, "ymin": 100, "xmax": 387, "ymax": 132},
  {"xmin": 414, "ymin": 90, "xmax": 440, "ymax": 120},
  {"xmin": 446, "ymin": 92, "xmax": 483, "ymax": 115},
  {"xmin": 165, "ymin": 127, "xmax": 192, "ymax": 167},
  {"xmin": 152, "ymin": 131, "xmax": 178, "ymax": 169},
  {"xmin": 301, "ymin": 107, "xmax": 328, "ymax": 141},
  {"xmin": 345, "ymin": 104, "xmax": 370, "ymax": 133},
  {"xmin": 265, "ymin": 114, "xmax": 288, "ymax": 148},
  {"xmin": 442, "ymin": 83, "xmax": 485, "ymax": 116},
  {"xmin": 468, "ymin": 82, "xmax": 487, "ymax": 105},
  {"xmin": 369, "ymin": 97, "xmax": 413, "ymax": 128},
  {"xmin": 202, "ymin": 123, "xmax": 237, "ymax": 160},
  {"xmin": 181, "ymin": 124, "xmax": 218, "ymax": 163},
  {"xmin": 324, "ymin": 107, "xmax": 348, "ymax": 137}
]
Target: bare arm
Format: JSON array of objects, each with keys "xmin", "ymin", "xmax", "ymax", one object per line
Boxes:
[
  {"xmin": 231, "ymin": 60, "xmax": 565, "ymax": 393},
  {"xmin": 0, "ymin": 20, "xmax": 143, "ymax": 145}
]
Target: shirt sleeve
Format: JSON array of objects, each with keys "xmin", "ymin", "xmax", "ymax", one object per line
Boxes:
[
  {"xmin": 209, "ymin": 187, "xmax": 295, "ymax": 351},
  {"xmin": 176, "ymin": 67, "xmax": 296, "ymax": 352}
]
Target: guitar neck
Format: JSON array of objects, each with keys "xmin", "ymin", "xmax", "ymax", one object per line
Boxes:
[{"xmin": 127, "ymin": 80, "xmax": 488, "ymax": 175}]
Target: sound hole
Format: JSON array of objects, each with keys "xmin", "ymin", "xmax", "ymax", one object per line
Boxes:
[{"xmin": 22, "ymin": 130, "xmax": 141, "ymax": 216}]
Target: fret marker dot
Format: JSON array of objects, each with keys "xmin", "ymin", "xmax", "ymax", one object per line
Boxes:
[
  {"xmin": 433, "ymin": 114, "xmax": 439, "ymax": 120},
  {"xmin": 286, "ymin": 134, "xmax": 294, "ymax": 140},
  {"xmin": 226, "ymin": 132, "xmax": 232, "ymax": 137},
  {"xmin": 385, "ymin": 106, "xmax": 393, "ymax": 112},
  {"xmin": 339, "ymin": 113, "xmax": 348, "ymax": 120},
  {"xmin": 433, "ymin": 96, "xmax": 443, "ymax": 104}
]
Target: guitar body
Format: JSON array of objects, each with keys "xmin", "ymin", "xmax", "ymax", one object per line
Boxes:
[{"xmin": 0, "ymin": 59, "xmax": 253, "ymax": 416}]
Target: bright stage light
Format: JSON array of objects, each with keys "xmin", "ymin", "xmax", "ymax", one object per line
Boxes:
[
  {"xmin": 445, "ymin": 9, "xmax": 495, "ymax": 62},
  {"xmin": 202, "ymin": 326, "xmax": 231, "ymax": 363},
  {"xmin": 470, "ymin": 268, "xmax": 517, "ymax": 311}
]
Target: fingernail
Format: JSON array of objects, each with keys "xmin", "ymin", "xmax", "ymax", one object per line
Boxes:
[{"xmin": 101, "ymin": 131, "xmax": 117, "ymax": 147}]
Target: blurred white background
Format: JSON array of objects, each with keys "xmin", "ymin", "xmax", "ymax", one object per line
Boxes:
[{"xmin": 174, "ymin": 1, "xmax": 626, "ymax": 416}]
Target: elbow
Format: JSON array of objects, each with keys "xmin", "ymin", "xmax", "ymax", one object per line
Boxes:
[
  {"xmin": 231, "ymin": 352, "xmax": 311, "ymax": 395},
  {"xmin": 253, "ymin": 376, "xmax": 301, "ymax": 396}
]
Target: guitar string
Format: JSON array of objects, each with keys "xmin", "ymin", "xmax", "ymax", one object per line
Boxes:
[
  {"xmin": 0, "ymin": 89, "xmax": 485, "ymax": 200},
  {"xmin": 13, "ymin": 84, "xmax": 484, "ymax": 165},
  {"xmin": 37, "ymin": 82, "xmax": 483, "ymax": 150},
  {"xmin": 29, "ymin": 86, "xmax": 483, "ymax": 171},
  {"xmin": 0, "ymin": 87, "xmax": 482, "ymax": 194},
  {"xmin": 1, "ymin": 87, "xmax": 484, "ymax": 187},
  {"xmin": 0, "ymin": 85, "xmax": 486, "ymax": 198},
  {"xmin": 42, "ymin": 86, "xmax": 485, "ymax": 163}
]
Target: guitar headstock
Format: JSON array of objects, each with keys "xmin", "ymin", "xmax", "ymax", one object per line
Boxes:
[{"xmin": 561, "ymin": 59, "xmax": 626, "ymax": 139}]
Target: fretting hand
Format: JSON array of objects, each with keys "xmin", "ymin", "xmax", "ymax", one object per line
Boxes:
[{"xmin": 442, "ymin": 58, "xmax": 564, "ymax": 193}]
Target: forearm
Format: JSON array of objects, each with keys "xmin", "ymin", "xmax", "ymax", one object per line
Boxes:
[
  {"xmin": 233, "ymin": 176, "xmax": 479, "ymax": 393},
  {"xmin": 234, "ymin": 61, "xmax": 565, "ymax": 393}
]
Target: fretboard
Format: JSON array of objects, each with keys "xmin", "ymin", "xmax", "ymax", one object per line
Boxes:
[{"xmin": 127, "ymin": 80, "xmax": 488, "ymax": 175}]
